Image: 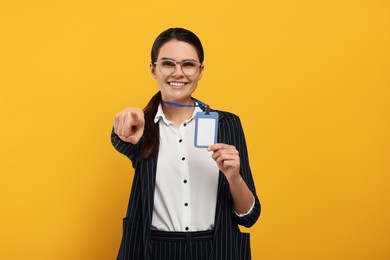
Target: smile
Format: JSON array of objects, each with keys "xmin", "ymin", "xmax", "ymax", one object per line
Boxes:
[{"xmin": 168, "ymin": 81, "xmax": 188, "ymax": 87}]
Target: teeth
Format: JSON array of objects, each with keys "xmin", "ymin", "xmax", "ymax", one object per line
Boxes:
[{"xmin": 169, "ymin": 82, "xmax": 186, "ymax": 86}]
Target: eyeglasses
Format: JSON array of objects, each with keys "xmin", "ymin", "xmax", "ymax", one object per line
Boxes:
[{"xmin": 153, "ymin": 59, "xmax": 202, "ymax": 76}]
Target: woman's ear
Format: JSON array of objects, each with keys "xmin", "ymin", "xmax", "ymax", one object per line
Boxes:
[
  {"xmin": 150, "ymin": 63, "xmax": 157, "ymax": 79},
  {"xmin": 198, "ymin": 64, "xmax": 204, "ymax": 80}
]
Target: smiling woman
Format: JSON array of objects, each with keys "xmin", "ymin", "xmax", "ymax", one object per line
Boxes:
[
  {"xmin": 111, "ymin": 28, "xmax": 261, "ymax": 260},
  {"xmin": 151, "ymin": 39, "xmax": 204, "ymax": 106}
]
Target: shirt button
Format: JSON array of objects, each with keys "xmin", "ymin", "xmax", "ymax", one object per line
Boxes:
[
  {"xmin": 179, "ymin": 139, "xmax": 182, "ymax": 143},
  {"xmin": 183, "ymin": 123, "xmax": 187, "ymax": 127},
  {"xmin": 184, "ymin": 203, "xmax": 188, "ymax": 207},
  {"xmin": 182, "ymin": 157, "xmax": 185, "ymax": 161},
  {"xmin": 183, "ymin": 179, "xmax": 187, "ymax": 183},
  {"xmin": 185, "ymin": 227, "xmax": 189, "ymax": 231}
]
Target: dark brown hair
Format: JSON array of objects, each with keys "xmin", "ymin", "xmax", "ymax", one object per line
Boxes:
[
  {"xmin": 141, "ymin": 28, "xmax": 204, "ymax": 159},
  {"xmin": 150, "ymin": 28, "xmax": 204, "ymax": 64},
  {"xmin": 141, "ymin": 91, "xmax": 162, "ymax": 159}
]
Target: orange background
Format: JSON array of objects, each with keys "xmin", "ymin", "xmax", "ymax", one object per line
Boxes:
[{"xmin": 1, "ymin": 0, "xmax": 389, "ymax": 259}]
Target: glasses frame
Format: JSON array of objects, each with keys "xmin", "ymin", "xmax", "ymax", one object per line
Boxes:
[{"xmin": 153, "ymin": 59, "xmax": 203, "ymax": 76}]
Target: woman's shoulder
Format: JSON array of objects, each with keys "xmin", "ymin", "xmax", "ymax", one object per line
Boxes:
[
  {"xmin": 213, "ymin": 109, "xmax": 240, "ymax": 120},
  {"xmin": 212, "ymin": 109, "xmax": 243, "ymax": 128}
]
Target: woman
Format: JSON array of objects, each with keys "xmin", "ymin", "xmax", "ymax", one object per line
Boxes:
[{"xmin": 111, "ymin": 27, "xmax": 261, "ymax": 260}]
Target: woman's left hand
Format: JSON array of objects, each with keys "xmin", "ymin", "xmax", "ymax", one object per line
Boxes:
[
  {"xmin": 209, "ymin": 143, "xmax": 255, "ymax": 215},
  {"xmin": 208, "ymin": 143, "xmax": 240, "ymax": 181}
]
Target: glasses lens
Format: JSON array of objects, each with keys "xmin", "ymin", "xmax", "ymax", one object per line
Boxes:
[
  {"xmin": 159, "ymin": 60, "xmax": 176, "ymax": 75},
  {"xmin": 156, "ymin": 60, "xmax": 200, "ymax": 76},
  {"xmin": 181, "ymin": 61, "xmax": 198, "ymax": 76}
]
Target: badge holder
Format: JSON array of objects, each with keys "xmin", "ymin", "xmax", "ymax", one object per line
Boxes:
[{"xmin": 194, "ymin": 105, "xmax": 219, "ymax": 148}]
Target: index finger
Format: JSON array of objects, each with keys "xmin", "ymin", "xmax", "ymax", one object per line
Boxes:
[{"xmin": 207, "ymin": 143, "xmax": 229, "ymax": 151}]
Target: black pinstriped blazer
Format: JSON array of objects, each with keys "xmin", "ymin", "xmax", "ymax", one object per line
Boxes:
[{"xmin": 111, "ymin": 110, "xmax": 261, "ymax": 260}]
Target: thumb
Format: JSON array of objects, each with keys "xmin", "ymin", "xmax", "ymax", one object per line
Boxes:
[{"xmin": 130, "ymin": 109, "xmax": 144, "ymax": 125}]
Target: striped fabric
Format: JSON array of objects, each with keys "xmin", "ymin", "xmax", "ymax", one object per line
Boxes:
[
  {"xmin": 150, "ymin": 230, "xmax": 214, "ymax": 260},
  {"xmin": 112, "ymin": 110, "xmax": 261, "ymax": 260}
]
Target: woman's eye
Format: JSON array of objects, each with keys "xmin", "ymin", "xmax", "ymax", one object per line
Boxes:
[
  {"xmin": 182, "ymin": 62, "xmax": 196, "ymax": 67},
  {"xmin": 161, "ymin": 61, "xmax": 175, "ymax": 67}
]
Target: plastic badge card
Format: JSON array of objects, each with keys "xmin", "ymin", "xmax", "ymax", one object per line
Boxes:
[{"xmin": 194, "ymin": 109, "xmax": 219, "ymax": 148}]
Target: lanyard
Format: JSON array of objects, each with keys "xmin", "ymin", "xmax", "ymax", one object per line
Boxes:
[{"xmin": 161, "ymin": 98, "xmax": 211, "ymax": 114}]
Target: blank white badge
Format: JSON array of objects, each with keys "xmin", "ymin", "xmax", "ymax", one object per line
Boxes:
[{"xmin": 194, "ymin": 111, "xmax": 219, "ymax": 148}]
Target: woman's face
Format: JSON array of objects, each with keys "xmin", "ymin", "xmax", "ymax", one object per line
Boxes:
[{"xmin": 151, "ymin": 39, "xmax": 203, "ymax": 104}]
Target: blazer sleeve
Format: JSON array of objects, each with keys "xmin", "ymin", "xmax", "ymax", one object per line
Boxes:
[
  {"xmin": 110, "ymin": 128, "xmax": 142, "ymax": 163},
  {"xmin": 230, "ymin": 115, "xmax": 261, "ymax": 227}
]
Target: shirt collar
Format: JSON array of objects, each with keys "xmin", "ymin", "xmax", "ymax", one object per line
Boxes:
[{"xmin": 154, "ymin": 103, "xmax": 203, "ymax": 125}]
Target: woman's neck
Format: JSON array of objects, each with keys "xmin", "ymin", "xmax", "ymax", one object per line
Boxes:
[{"xmin": 161, "ymin": 99, "xmax": 196, "ymax": 126}]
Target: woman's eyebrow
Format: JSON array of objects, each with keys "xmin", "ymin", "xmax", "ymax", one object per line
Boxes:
[{"xmin": 159, "ymin": 57, "xmax": 198, "ymax": 62}]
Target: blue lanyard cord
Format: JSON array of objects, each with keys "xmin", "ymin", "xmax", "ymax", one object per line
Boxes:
[{"xmin": 161, "ymin": 98, "xmax": 210, "ymax": 114}]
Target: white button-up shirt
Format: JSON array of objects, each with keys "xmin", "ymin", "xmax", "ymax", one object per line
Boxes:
[{"xmin": 151, "ymin": 104, "xmax": 220, "ymax": 232}]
